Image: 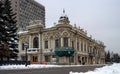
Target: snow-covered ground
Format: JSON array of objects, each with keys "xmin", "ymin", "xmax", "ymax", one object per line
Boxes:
[
  {"xmin": 0, "ymin": 64, "xmax": 61, "ymax": 70},
  {"xmin": 70, "ymin": 63, "xmax": 120, "ymax": 74},
  {"xmin": 1, "ymin": 63, "xmax": 120, "ymax": 74}
]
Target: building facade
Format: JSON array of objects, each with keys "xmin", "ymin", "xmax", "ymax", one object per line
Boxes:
[
  {"xmin": 18, "ymin": 13, "xmax": 105, "ymax": 65},
  {"xmin": 10, "ymin": 0, "xmax": 45, "ymax": 31}
]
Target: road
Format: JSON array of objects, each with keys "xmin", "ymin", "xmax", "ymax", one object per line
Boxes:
[{"xmin": 0, "ymin": 65, "xmax": 104, "ymax": 74}]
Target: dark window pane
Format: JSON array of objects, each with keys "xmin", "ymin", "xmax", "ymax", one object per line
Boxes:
[
  {"xmin": 22, "ymin": 43, "xmax": 24, "ymax": 50},
  {"xmin": 81, "ymin": 42, "xmax": 83, "ymax": 51},
  {"xmin": 32, "ymin": 56, "xmax": 38, "ymax": 62},
  {"xmin": 33, "ymin": 37, "xmax": 39, "ymax": 48},
  {"xmin": 84, "ymin": 43, "xmax": 86, "ymax": 52},
  {"xmin": 77, "ymin": 42, "xmax": 79, "ymax": 50},
  {"xmin": 63, "ymin": 37, "xmax": 68, "ymax": 47},
  {"xmin": 55, "ymin": 39, "xmax": 61, "ymax": 48},
  {"xmin": 72, "ymin": 41, "xmax": 74, "ymax": 48},
  {"xmin": 45, "ymin": 41, "xmax": 48, "ymax": 49}
]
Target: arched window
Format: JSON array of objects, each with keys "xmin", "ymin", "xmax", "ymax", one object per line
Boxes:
[
  {"xmin": 55, "ymin": 38, "xmax": 61, "ymax": 48},
  {"xmin": 33, "ymin": 37, "xmax": 39, "ymax": 48},
  {"xmin": 63, "ymin": 37, "xmax": 68, "ymax": 47}
]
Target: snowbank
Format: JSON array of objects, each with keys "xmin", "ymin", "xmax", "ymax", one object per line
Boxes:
[
  {"xmin": 0, "ymin": 64, "xmax": 61, "ymax": 70},
  {"xmin": 70, "ymin": 63, "xmax": 120, "ymax": 74},
  {"xmin": 0, "ymin": 64, "xmax": 82, "ymax": 70}
]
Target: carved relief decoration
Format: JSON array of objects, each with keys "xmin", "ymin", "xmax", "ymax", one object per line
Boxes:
[
  {"xmin": 21, "ymin": 35, "xmax": 29, "ymax": 43},
  {"xmin": 61, "ymin": 31, "xmax": 70, "ymax": 37},
  {"xmin": 43, "ymin": 31, "xmax": 61, "ymax": 40}
]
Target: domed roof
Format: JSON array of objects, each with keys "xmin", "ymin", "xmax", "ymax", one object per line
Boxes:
[
  {"xmin": 27, "ymin": 20, "xmax": 45, "ymax": 30},
  {"xmin": 59, "ymin": 10, "xmax": 69, "ymax": 20},
  {"xmin": 59, "ymin": 15, "xmax": 69, "ymax": 21},
  {"xmin": 58, "ymin": 10, "xmax": 70, "ymax": 24}
]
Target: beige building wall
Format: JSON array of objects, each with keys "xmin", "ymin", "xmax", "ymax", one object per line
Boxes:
[{"xmin": 18, "ymin": 14, "xmax": 105, "ymax": 65}]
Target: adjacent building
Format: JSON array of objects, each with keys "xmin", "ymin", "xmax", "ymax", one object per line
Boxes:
[
  {"xmin": 10, "ymin": 0, "xmax": 45, "ymax": 31},
  {"xmin": 18, "ymin": 12, "xmax": 105, "ymax": 65}
]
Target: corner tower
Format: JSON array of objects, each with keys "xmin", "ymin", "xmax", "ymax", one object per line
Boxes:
[{"xmin": 58, "ymin": 10, "xmax": 70, "ymax": 25}]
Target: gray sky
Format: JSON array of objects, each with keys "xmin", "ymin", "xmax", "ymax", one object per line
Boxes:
[{"xmin": 35, "ymin": 0, "xmax": 120, "ymax": 53}]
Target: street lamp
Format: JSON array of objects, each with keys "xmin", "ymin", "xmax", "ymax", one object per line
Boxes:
[
  {"xmin": 24, "ymin": 42, "xmax": 29, "ymax": 67},
  {"xmin": 68, "ymin": 51, "xmax": 71, "ymax": 65}
]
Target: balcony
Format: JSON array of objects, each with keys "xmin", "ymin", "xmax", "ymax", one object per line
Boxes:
[
  {"xmin": 54, "ymin": 47, "xmax": 74, "ymax": 57},
  {"xmin": 27, "ymin": 48, "xmax": 39, "ymax": 54},
  {"xmin": 89, "ymin": 52, "xmax": 95, "ymax": 57}
]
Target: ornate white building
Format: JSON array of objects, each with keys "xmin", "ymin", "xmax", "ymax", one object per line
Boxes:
[{"xmin": 18, "ymin": 12, "xmax": 105, "ymax": 65}]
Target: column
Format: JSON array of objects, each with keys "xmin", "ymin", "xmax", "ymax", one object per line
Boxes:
[
  {"xmin": 86, "ymin": 42, "xmax": 87, "ymax": 53},
  {"xmin": 29, "ymin": 35, "xmax": 32, "ymax": 48},
  {"xmin": 83, "ymin": 41, "xmax": 84, "ymax": 52},
  {"xmin": 51, "ymin": 40, "xmax": 54, "ymax": 50},
  {"xmin": 38, "ymin": 34, "xmax": 40, "ymax": 62},
  {"xmin": 68, "ymin": 38, "xmax": 71, "ymax": 47},
  {"xmin": 79, "ymin": 39, "xmax": 81, "ymax": 51},
  {"xmin": 74, "ymin": 37, "xmax": 77, "ymax": 64},
  {"xmin": 18, "ymin": 40, "xmax": 22, "ymax": 60},
  {"xmin": 49, "ymin": 39, "xmax": 51, "ymax": 49},
  {"xmin": 18, "ymin": 40, "xmax": 22, "ymax": 52},
  {"xmin": 28, "ymin": 55, "xmax": 31, "ymax": 61},
  {"xmin": 87, "ymin": 56, "xmax": 89, "ymax": 65},
  {"xmin": 80, "ymin": 56, "xmax": 82, "ymax": 65},
  {"xmin": 39, "ymin": 34, "xmax": 41, "ymax": 49},
  {"xmin": 81, "ymin": 40, "xmax": 83, "ymax": 52},
  {"xmin": 61, "ymin": 38, "xmax": 63, "ymax": 47},
  {"xmin": 75, "ymin": 37, "xmax": 77, "ymax": 51},
  {"xmin": 38, "ymin": 33, "xmax": 43, "ymax": 63}
]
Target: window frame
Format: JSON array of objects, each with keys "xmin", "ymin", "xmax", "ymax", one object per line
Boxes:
[
  {"xmin": 45, "ymin": 40, "xmax": 48, "ymax": 49},
  {"xmin": 63, "ymin": 37, "xmax": 68, "ymax": 47},
  {"xmin": 33, "ymin": 37, "xmax": 39, "ymax": 48},
  {"xmin": 55, "ymin": 39, "xmax": 61, "ymax": 48}
]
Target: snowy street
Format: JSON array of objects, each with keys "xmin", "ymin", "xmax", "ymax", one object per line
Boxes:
[
  {"xmin": 0, "ymin": 63, "xmax": 120, "ymax": 74},
  {"xmin": 0, "ymin": 64, "xmax": 104, "ymax": 74}
]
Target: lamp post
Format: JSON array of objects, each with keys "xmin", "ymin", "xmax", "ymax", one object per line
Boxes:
[
  {"xmin": 40, "ymin": 30, "xmax": 42, "ymax": 64},
  {"xmin": 24, "ymin": 42, "xmax": 29, "ymax": 67},
  {"xmin": 68, "ymin": 51, "xmax": 71, "ymax": 65}
]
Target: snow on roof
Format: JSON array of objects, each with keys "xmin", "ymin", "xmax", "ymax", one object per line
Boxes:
[{"xmin": 17, "ymin": 31, "xmax": 28, "ymax": 35}]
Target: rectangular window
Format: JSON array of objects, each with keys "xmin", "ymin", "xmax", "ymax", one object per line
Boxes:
[
  {"xmin": 55, "ymin": 39, "xmax": 61, "ymax": 48},
  {"xmin": 81, "ymin": 42, "xmax": 83, "ymax": 52},
  {"xmin": 45, "ymin": 41, "xmax": 48, "ymax": 49},
  {"xmin": 72, "ymin": 41, "xmax": 74, "ymax": 48},
  {"xmin": 87, "ymin": 44, "xmax": 89, "ymax": 53},
  {"xmin": 77, "ymin": 42, "xmax": 79, "ymax": 51},
  {"xmin": 84, "ymin": 43, "xmax": 86, "ymax": 52},
  {"xmin": 63, "ymin": 37, "xmax": 68, "ymax": 47},
  {"xmin": 22, "ymin": 43, "xmax": 24, "ymax": 50}
]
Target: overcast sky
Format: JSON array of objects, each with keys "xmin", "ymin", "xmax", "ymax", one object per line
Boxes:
[{"xmin": 35, "ymin": 0, "xmax": 120, "ymax": 53}]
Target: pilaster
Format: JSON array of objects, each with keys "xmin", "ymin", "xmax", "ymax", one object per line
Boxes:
[
  {"xmin": 68, "ymin": 38, "xmax": 70, "ymax": 47},
  {"xmin": 61, "ymin": 38, "xmax": 63, "ymax": 47},
  {"xmin": 29, "ymin": 35, "xmax": 32, "ymax": 48}
]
